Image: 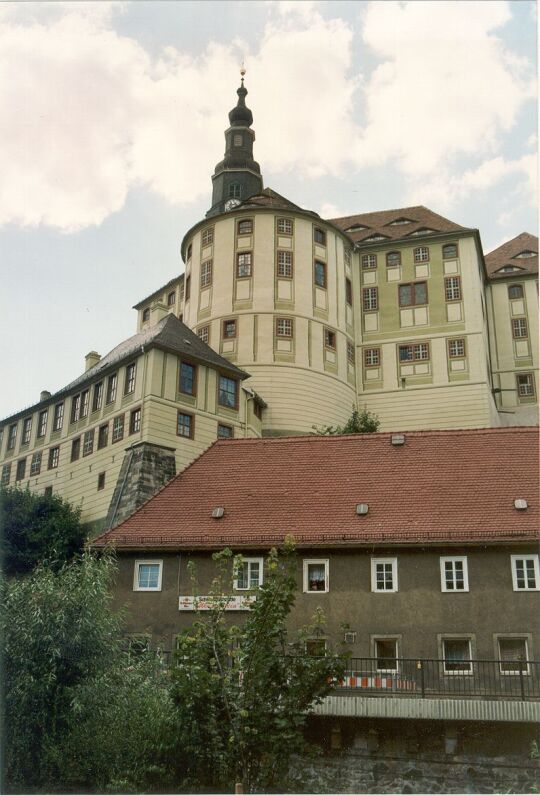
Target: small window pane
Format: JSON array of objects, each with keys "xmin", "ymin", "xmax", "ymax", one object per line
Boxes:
[
  {"xmin": 138, "ymin": 564, "xmax": 160, "ymax": 589},
  {"xmin": 307, "ymin": 563, "xmax": 326, "ymax": 591}
]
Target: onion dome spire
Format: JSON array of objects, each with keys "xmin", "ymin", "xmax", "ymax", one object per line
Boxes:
[{"xmin": 229, "ymin": 67, "xmax": 253, "ymax": 128}]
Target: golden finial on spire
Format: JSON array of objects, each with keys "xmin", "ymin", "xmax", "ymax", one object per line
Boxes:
[{"xmin": 240, "ymin": 62, "xmax": 246, "ymax": 84}]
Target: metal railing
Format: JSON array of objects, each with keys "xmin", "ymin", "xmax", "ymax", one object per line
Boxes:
[{"xmin": 335, "ymin": 657, "xmax": 540, "ymax": 701}]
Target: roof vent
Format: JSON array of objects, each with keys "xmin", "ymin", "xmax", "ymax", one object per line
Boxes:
[
  {"xmin": 356, "ymin": 503, "xmax": 369, "ymax": 516},
  {"xmin": 391, "ymin": 434, "xmax": 405, "ymax": 446},
  {"xmin": 40, "ymin": 390, "xmax": 51, "ymax": 402},
  {"xmin": 514, "ymin": 499, "xmax": 528, "ymax": 510},
  {"xmin": 212, "ymin": 506, "xmax": 225, "ymax": 519}
]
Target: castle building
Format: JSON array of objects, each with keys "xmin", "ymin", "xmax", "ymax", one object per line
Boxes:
[{"xmin": 1, "ymin": 77, "xmax": 538, "ymax": 528}]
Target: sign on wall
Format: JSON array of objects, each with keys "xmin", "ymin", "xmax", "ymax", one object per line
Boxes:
[{"xmin": 178, "ymin": 595, "xmax": 255, "ymax": 611}]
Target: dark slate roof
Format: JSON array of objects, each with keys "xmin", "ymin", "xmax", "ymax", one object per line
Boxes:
[
  {"xmin": 485, "ymin": 233, "xmax": 538, "ymax": 280},
  {"xmin": 92, "ymin": 427, "xmax": 540, "ymax": 550},
  {"xmin": 238, "ymin": 187, "xmax": 310, "ymax": 213},
  {"xmin": 1, "ymin": 315, "xmax": 248, "ymax": 425},
  {"xmin": 330, "ymin": 206, "xmax": 474, "ymax": 246},
  {"xmin": 133, "ymin": 274, "xmax": 184, "ymax": 310}
]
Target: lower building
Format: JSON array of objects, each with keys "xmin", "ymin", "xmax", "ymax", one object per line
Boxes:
[{"xmin": 93, "ymin": 428, "xmax": 539, "ymax": 743}]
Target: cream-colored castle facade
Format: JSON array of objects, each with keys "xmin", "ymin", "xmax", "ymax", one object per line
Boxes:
[{"xmin": 1, "ymin": 79, "xmax": 538, "ymax": 528}]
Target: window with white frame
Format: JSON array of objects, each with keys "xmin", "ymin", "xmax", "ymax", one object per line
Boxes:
[
  {"xmin": 277, "ymin": 250, "xmax": 293, "ymax": 278},
  {"xmin": 498, "ymin": 637, "xmax": 529, "ymax": 675},
  {"xmin": 200, "ymin": 260, "xmax": 213, "ymax": 288},
  {"xmin": 361, "ymin": 253, "xmax": 377, "ymax": 269},
  {"xmin": 442, "ymin": 638, "xmax": 472, "ymax": 674},
  {"xmin": 276, "ymin": 317, "xmax": 293, "ymax": 338},
  {"xmin": 303, "ymin": 559, "xmax": 329, "ymax": 593},
  {"xmin": 234, "ymin": 557, "xmax": 263, "ymax": 590},
  {"xmin": 413, "ymin": 246, "xmax": 429, "ymax": 263},
  {"xmin": 133, "ymin": 560, "xmax": 163, "ymax": 591},
  {"xmin": 511, "ymin": 555, "xmax": 539, "ymax": 591},
  {"xmin": 277, "ymin": 217, "xmax": 293, "ymax": 235},
  {"xmin": 374, "ymin": 638, "xmax": 398, "ymax": 671},
  {"xmin": 371, "ymin": 558, "xmax": 398, "ymax": 592},
  {"xmin": 440, "ymin": 556, "xmax": 469, "ymax": 592},
  {"xmin": 363, "ymin": 287, "xmax": 378, "ymax": 311},
  {"xmin": 448, "ymin": 338, "xmax": 466, "ymax": 359}
]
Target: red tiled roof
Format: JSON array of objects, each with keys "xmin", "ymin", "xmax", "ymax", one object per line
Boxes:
[
  {"xmin": 92, "ymin": 428, "xmax": 539, "ymax": 550},
  {"xmin": 329, "ymin": 206, "xmax": 474, "ymax": 246},
  {"xmin": 485, "ymin": 232, "xmax": 538, "ymax": 280}
]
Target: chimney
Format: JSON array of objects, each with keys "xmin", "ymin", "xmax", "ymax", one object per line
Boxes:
[
  {"xmin": 85, "ymin": 351, "xmax": 101, "ymax": 371},
  {"xmin": 40, "ymin": 390, "xmax": 51, "ymax": 402}
]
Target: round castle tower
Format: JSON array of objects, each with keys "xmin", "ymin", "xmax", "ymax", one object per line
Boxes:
[{"xmin": 181, "ymin": 77, "xmax": 356, "ymax": 436}]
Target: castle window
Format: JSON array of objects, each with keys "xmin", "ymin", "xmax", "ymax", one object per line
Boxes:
[
  {"xmin": 30, "ymin": 451, "xmax": 42, "ymax": 476},
  {"xmin": 443, "ymin": 243, "xmax": 458, "ymax": 259},
  {"xmin": 222, "ymin": 319, "xmax": 237, "ymax": 339},
  {"xmin": 177, "ymin": 411, "xmax": 194, "ymax": 439},
  {"xmin": 97, "ymin": 472, "xmax": 105, "ymax": 491},
  {"xmin": 197, "ymin": 325, "xmax": 210, "ymax": 344},
  {"xmin": 314, "ymin": 260, "xmax": 327, "ymax": 288},
  {"xmin": 444, "ymin": 276, "xmax": 461, "ymax": 302},
  {"xmin": 344, "ymin": 248, "xmax": 352, "ymax": 268},
  {"xmin": 180, "ymin": 362, "xmax": 197, "ymax": 395},
  {"xmin": 236, "ymin": 251, "xmax": 252, "ymax": 278},
  {"xmin": 129, "ymin": 408, "xmax": 141, "ymax": 435},
  {"xmin": 106, "ymin": 373, "xmax": 117, "ymax": 405},
  {"xmin": 185, "ymin": 275, "xmax": 191, "ymax": 300},
  {"xmin": 81, "ymin": 390, "xmax": 89, "ymax": 418},
  {"xmin": 201, "ymin": 228, "xmax": 214, "ymax": 246},
  {"xmin": 448, "ymin": 338, "xmax": 466, "ymax": 358},
  {"xmin": 414, "ymin": 246, "xmax": 430, "ymax": 263},
  {"xmin": 233, "ymin": 134, "xmax": 243, "ymax": 147},
  {"xmin": 314, "ymin": 227, "xmax": 326, "ymax": 245},
  {"xmin": 363, "ymin": 287, "xmax": 378, "ymax": 311},
  {"xmin": 324, "ymin": 329, "xmax": 336, "ymax": 349},
  {"xmin": 92, "ymin": 382, "xmax": 103, "ymax": 413},
  {"xmin": 277, "ymin": 250, "xmax": 293, "ymax": 278},
  {"xmin": 83, "ymin": 429, "xmax": 94, "ymax": 457},
  {"xmin": 97, "ymin": 423, "xmax": 109, "ymax": 450},
  {"xmin": 22, "ymin": 417, "xmax": 32, "ymax": 445},
  {"xmin": 508, "ymin": 284, "xmax": 523, "ymax": 300},
  {"xmin": 142, "ymin": 308, "xmax": 150, "ymax": 323},
  {"xmin": 237, "ymin": 219, "xmax": 252, "ymax": 235},
  {"xmin": 1, "ymin": 463, "xmax": 11, "ymax": 485},
  {"xmin": 345, "ymin": 278, "xmax": 353, "ymax": 305},
  {"xmin": 362, "ymin": 254, "xmax": 377, "ymax": 269},
  {"xmin": 399, "ymin": 281, "xmax": 427, "ymax": 307},
  {"xmin": 112, "ymin": 415, "xmax": 124, "ymax": 443},
  {"xmin": 71, "ymin": 437, "xmax": 81, "ymax": 462},
  {"xmin": 276, "ymin": 318, "xmax": 293, "ymax": 338},
  {"xmin": 167, "ymin": 291, "xmax": 176, "ymax": 307},
  {"xmin": 7, "ymin": 423, "xmax": 17, "ymax": 450},
  {"xmin": 124, "ymin": 363, "xmax": 136, "ymax": 395},
  {"xmin": 37, "ymin": 410, "xmax": 48, "ymax": 438},
  {"xmin": 364, "ymin": 348, "xmax": 380, "ymax": 367},
  {"xmin": 399, "ymin": 343, "xmax": 430, "ymax": 362},
  {"xmin": 218, "ymin": 376, "xmax": 239, "ymax": 410},
  {"xmin": 217, "ymin": 423, "xmax": 234, "ymax": 439},
  {"xmin": 517, "ymin": 373, "xmax": 535, "ymax": 398},
  {"xmin": 52, "ymin": 403, "xmax": 64, "ymax": 432},
  {"xmin": 228, "ymin": 183, "xmax": 242, "ymax": 199},
  {"xmin": 16, "ymin": 458, "xmax": 26, "ymax": 482},
  {"xmin": 512, "ymin": 318, "xmax": 528, "ymax": 338},
  {"xmin": 386, "ymin": 251, "xmax": 401, "ymax": 267},
  {"xmin": 277, "ymin": 218, "xmax": 293, "ymax": 235},
  {"xmin": 347, "ymin": 342, "xmax": 355, "ymax": 364},
  {"xmin": 48, "ymin": 447, "xmax": 60, "ymax": 470}
]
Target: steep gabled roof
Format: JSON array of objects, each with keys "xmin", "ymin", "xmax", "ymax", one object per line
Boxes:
[
  {"xmin": 92, "ymin": 428, "xmax": 539, "ymax": 550},
  {"xmin": 330, "ymin": 206, "xmax": 474, "ymax": 245},
  {"xmin": 485, "ymin": 232, "xmax": 538, "ymax": 280},
  {"xmin": 1, "ymin": 315, "xmax": 248, "ymax": 425}
]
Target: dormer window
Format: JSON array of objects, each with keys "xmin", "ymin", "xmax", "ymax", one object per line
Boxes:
[
  {"xmin": 345, "ymin": 224, "xmax": 368, "ymax": 232},
  {"xmin": 388, "ymin": 218, "xmax": 413, "ymax": 226},
  {"xmin": 142, "ymin": 308, "xmax": 150, "ymax": 323},
  {"xmin": 409, "ymin": 228, "xmax": 436, "ymax": 236},
  {"xmin": 496, "ymin": 266, "xmax": 524, "ymax": 273},
  {"xmin": 514, "ymin": 250, "xmax": 536, "ymax": 259},
  {"xmin": 363, "ymin": 234, "xmax": 389, "ymax": 242}
]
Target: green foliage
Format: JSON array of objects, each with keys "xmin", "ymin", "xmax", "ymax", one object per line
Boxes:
[
  {"xmin": 0, "ymin": 485, "xmax": 86, "ymax": 575},
  {"xmin": 170, "ymin": 542, "xmax": 347, "ymax": 793},
  {"xmin": 312, "ymin": 405, "xmax": 380, "ymax": 436},
  {"xmin": 1, "ymin": 552, "xmax": 176, "ymax": 793}
]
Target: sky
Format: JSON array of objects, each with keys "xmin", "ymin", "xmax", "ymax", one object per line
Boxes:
[{"xmin": 0, "ymin": 0, "xmax": 537, "ymax": 419}]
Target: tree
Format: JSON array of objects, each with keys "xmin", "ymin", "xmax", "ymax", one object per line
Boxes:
[
  {"xmin": 1, "ymin": 552, "xmax": 177, "ymax": 793},
  {"xmin": 170, "ymin": 542, "xmax": 347, "ymax": 793},
  {"xmin": 312, "ymin": 405, "xmax": 380, "ymax": 436},
  {"xmin": 0, "ymin": 485, "xmax": 86, "ymax": 575}
]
